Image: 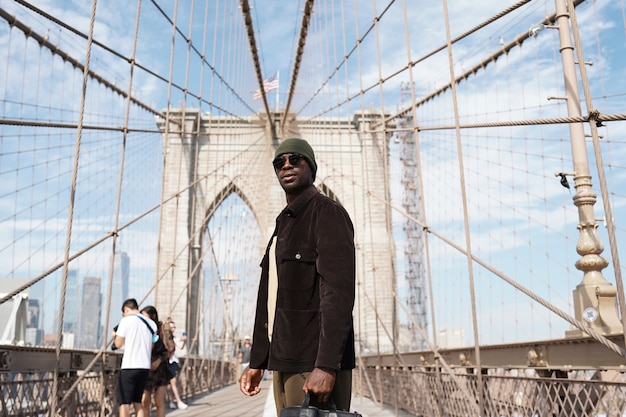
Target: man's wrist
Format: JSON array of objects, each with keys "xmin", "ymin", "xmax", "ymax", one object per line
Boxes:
[{"xmin": 316, "ymin": 366, "xmax": 336, "ymax": 376}]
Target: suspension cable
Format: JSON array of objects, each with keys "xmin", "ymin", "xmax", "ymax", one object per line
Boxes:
[
  {"xmin": 280, "ymin": 0, "xmax": 315, "ymax": 130},
  {"xmin": 238, "ymin": 0, "xmax": 275, "ymax": 137}
]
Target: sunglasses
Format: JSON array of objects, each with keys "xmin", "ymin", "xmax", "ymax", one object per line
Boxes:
[{"xmin": 272, "ymin": 153, "xmax": 304, "ymax": 170}]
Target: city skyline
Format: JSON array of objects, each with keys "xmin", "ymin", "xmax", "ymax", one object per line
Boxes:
[{"xmin": 1, "ymin": 251, "xmax": 147, "ymax": 348}]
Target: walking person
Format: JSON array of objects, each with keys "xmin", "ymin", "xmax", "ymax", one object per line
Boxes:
[
  {"xmin": 113, "ymin": 298, "xmax": 158, "ymax": 417},
  {"xmin": 140, "ymin": 306, "xmax": 170, "ymax": 417},
  {"xmin": 164, "ymin": 319, "xmax": 188, "ymax": 410},
  {"xmin": 237, "ymin": 335, "xmax": 252, "ymax": 375},
  {"xmin": 239, "ymin": 138, "xmax": 356, "ymax": 415}
]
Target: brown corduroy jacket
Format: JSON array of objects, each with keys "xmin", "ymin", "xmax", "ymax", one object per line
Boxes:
[{"xmin": 250, "ymin": 185, "xmax": 356, "ymax": 373}]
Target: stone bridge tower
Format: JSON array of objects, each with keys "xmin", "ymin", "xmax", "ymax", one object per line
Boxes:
[{"xmin": 156, "ymin": 109, "xmax": 397, "ymax": 355}]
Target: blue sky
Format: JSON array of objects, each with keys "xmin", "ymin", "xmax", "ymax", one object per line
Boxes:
[{"xmin": 1, "ymin": 0, "xmax": 625, "ymax": 348}]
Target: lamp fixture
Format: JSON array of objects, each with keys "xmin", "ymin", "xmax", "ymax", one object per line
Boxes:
[{"xmin": 528, "ymin": 23, "xmax": 558, "ymax": 37}]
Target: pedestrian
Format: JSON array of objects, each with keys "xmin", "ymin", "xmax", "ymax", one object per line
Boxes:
[
  {"xmin": 140, "ymin": 306, "xmax": 170, "ymax": 417},
  {"xmin": 113, "ymin": 298, "xmax": 158, "ymax": 417},
  {"xmin": 239, "ymin": 138, "xmax": 356, "ymax": 415},
  {"xmin": 164, "ymin": 319, "xmax": 188, "ymax": 410},
  {"xmin": 237, "ymin": 335, "xmax": 252, "ymax": 375}
]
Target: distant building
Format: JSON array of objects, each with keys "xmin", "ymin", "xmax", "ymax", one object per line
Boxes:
[
  {"xmin": 79, "ymin": 277, "xmax": 102, "ymax": 349},
  {"xmin": 25, "ymin": 327, "xmax": 42, "ymax": 346},
  {"xmin": 397, "ymin": 322, "xmax": 427, "ymax": 352},
  {"xmin": 26, "ymin": 298, "xmax": 43, "ymax": 345},
  {"xmin": 43, "ymin": 333, "xmax": 59, "ymax": 346},
  {"xmin": 62, "ymin": 332, "xmax": 75, "ymax": 349},
  {"xmin": 438, "ymin": 328, "xmax": 465, "ymax": 348},
  {"xmin": 27, "ymin": 298, "xmax": 41, "ymax": 328},
  {"xmin": 63, "ymin": 269, "xmax": 80, "ymax": 334},
  {"xmin": 107, "ymin": 252, "xmax": 130, "ymax": 329}
]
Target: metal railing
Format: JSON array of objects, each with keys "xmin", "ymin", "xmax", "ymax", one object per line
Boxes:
[
  {"xmin": 354, "ymin": 365, "xmax": 626, "ymax": 417},
  {"xmin": 0, "ymin": 345, "xmax": 236, "ymax": 417},
  {"xmin": 3, "ymin": 342, "xmax": 626, "ymax": 417},
  {"xmin": 353, "ymin": 336, "xmax": 626, "ymax": 417}
]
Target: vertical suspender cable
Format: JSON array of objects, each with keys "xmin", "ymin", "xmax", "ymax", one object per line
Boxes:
[
  {"xmin": 50, "ymin": 0, "xmax": 99, "ymax": 415},
  {"xmin": 165, "ymin": 0, "xmax": 184, "ymax": 319},
  {"xmin": 180, "ymin": 0, "xmax": 199, "ymax": 355},
  {"xmin": 339, "ymin": 0, "xmax": 372, "ymax": 404},
  {"xmin": 370, "ymin": 1, "xmax": 401, "ymax": 413},
  {"xmin": 98, "ymin": 0, "xmax": 144, "ymax": 413},
  {"xmin": 154, "ymin": 0, "xmax": 175, "ymax": 317},
  {"xmin": 353, "ymin": 0, "xmax": 384, "ymax": 404},
  {"xmin": 52, "ymin": 0, "xmax": 162, "ymax": 407},
  {"xmin": 372, "ymin": 0, "xmax": 398, "ymax": 351},
  {"xmin": 191, "ymin": 0, "xmax": 211, "ymax": 373},
  {"xmin": 439, "ymin": 0, "xmax": 483, "ymax": 416},
  {"xmin": 400, "ymin": 0, "xmax": 439, "ymax": 364}
]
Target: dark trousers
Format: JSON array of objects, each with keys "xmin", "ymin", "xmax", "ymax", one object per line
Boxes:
[{"xmin": 272, "ymin": 369, "xmax": 352, "ymax": 415}]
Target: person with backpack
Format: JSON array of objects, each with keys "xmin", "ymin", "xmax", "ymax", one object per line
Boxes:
[{"xmin": 113, "ymin": 298, "xmax": 157, "ymax": 417}]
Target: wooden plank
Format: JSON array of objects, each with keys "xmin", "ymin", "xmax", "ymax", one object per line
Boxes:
[{"xmin": 174, "ymin": 377, "xmax": 417, "ymax": 417}]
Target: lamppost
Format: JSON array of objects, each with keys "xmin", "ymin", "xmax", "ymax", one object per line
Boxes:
[
  {"xmin": 532, "ymin": 0, "xmax": 621, "ymax": 336},
  {"xmin": 220, "ymin": 273, "xmax": 239, "ymax": 361}
]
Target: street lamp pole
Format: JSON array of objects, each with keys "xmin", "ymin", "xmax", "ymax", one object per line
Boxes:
[
  {"xmin": 551, "ymin": 0, "xmax": 621, "ymax": 337},
  {"xmin": 221, "ymin": 273, "xmax": 239, "ymax": 360}
]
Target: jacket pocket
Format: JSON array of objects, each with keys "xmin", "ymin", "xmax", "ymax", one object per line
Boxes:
[
  {"xmin": 272, "ymin": 309, "xmax": 318, "ymax": 362},
  {"xmin": 277, "ymin": 246, "xmax": 317, "ymax": 290}
]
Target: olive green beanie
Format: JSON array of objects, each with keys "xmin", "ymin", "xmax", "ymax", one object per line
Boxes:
[{"xmin": 274, "ymin": 138, "xmax": 317, "ymax": 180}]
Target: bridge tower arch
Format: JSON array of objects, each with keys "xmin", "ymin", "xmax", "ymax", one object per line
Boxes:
[{"xmin": 156, "ymin": 109, "xmax": 398, "ymax": 355}]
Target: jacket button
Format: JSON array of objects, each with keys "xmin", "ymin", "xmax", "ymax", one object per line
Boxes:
[{"xmin": 295, "ymin": 253, "xmax": 301, "ymax": 260}]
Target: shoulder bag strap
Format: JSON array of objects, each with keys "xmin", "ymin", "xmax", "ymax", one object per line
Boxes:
[{"xmin": 135, "ymin": 314, "xmax": 155, "ymax": 335}]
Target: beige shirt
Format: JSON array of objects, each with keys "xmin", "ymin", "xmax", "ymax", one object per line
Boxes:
[{"xmin": 267, "ymin": 236, "xmax": 277, "ymax": 342}]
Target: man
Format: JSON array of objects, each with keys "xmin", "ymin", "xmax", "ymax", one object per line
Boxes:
[
  {"xmin": 113, "ymin": 298, "xmax": 157, "ymax": 417},
  {"xmin": 237, "ymin": 335, "xmax": 252, "ymax": 375},
  {"xmin": 239, "ymin": 138, "xmax": 356, "ymax": 414}
]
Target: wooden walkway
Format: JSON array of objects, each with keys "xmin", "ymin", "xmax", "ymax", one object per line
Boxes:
[{"xmin": 168, "ymin": 378, "xmax": 416, "ymax": 417}]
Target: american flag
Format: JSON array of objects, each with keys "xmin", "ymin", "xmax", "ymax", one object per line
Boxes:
[{"xmin": 253, "ymin": 72, "xmax": 279, "ymax": 100}]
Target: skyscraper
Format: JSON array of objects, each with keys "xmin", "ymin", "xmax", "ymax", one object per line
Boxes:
[
  {"xmin": 79, "ymin": 277, "xmax": 102, "ymax": 349},
  {"xmin": 63, "ymin": 269, "xmax": 79, "ymax": 334},
  {"xmin": 26, "ymin": 298, "xmax": 43, "ymax": 345},
  {"xmin": 108, "ymin": 251, "xmax": 130, "ymax": 328}
]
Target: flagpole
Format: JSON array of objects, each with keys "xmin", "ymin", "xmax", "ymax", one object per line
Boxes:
[{"xmin": 275, "ymin": 70, "xmax": 280, "ymax": 112}]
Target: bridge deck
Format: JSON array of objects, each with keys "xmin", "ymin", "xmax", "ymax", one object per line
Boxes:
[{"xmin": 170, "ymin": 378, "xmax": 416, "ymax": 417}]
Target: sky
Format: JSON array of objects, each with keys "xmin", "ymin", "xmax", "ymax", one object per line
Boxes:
[{"xmin": 1, "ymin": 0, "xmax": 626, "ymax": 349}]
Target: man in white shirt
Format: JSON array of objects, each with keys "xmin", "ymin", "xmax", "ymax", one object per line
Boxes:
[{"xmin": 113, "ymin": 298, "xmax": 157, "ymax": 417}]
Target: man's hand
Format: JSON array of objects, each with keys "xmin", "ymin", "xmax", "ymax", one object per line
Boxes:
[
  {"xmin": 113, "ymin": 335, "xmax": 125, "ymax": 350},
  {"xmin": 302, "ymin": 367, "xmax": 336, "ymax": 404},
  {"xmin": 239, "ymin": 367, "xmax": 264, "ymax": 396}
]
